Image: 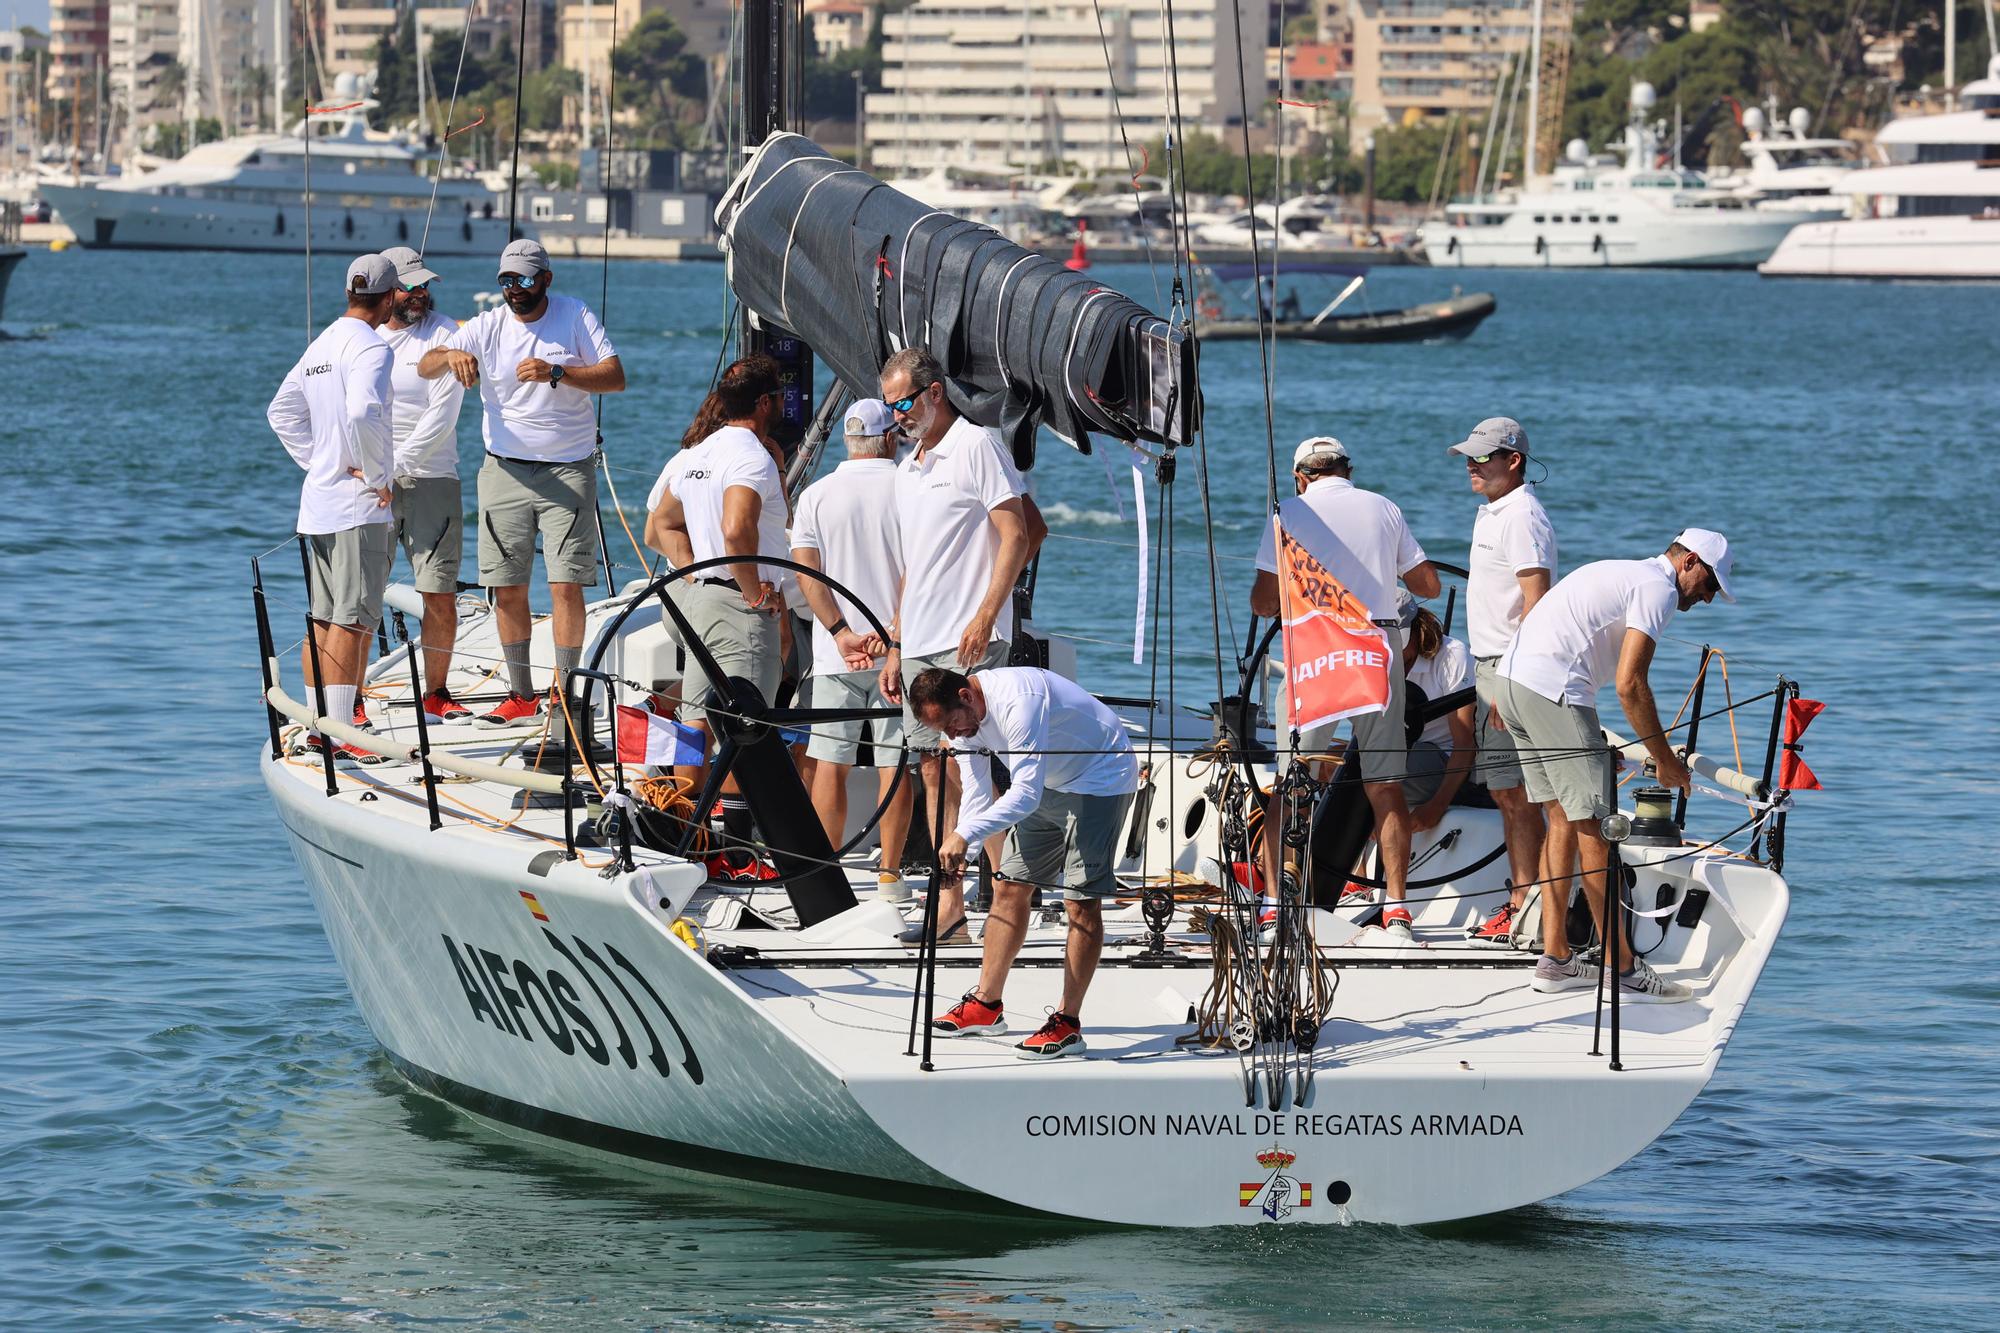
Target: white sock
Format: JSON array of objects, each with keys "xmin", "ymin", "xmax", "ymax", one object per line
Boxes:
[{"xmin": 324, "ymin": 684, "xmax": 357, "ymax": 731}]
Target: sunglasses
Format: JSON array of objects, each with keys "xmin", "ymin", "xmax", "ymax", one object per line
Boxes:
[
  {"xmin": 496, "ymin": 273, "xmax": 539, "ymax": 290},
  {"xmin": 1464, "ymin": 449, "xmax": 1513, "ymax": 464},
  {"xmin": 400, "ymin": 280, "xmax": 432, "ymax": 293}
]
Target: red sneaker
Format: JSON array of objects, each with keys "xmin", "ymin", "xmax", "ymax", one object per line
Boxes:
[
  {"xmin": 476, "ymin": 692, "xmax": 542, "ymax": 728},
  {"xmin": 932, "ymin": 991, "xmax": 1006, "ymax": 1036},
  {"xmin": 1472, "ymin": 902, "xmax": 1518, "ymax": 942},
  {"xmin": 333, "ymin": 741, "xmax": 387, "ymax": 767},
  {"xmin": 422, "ymin": 689, "xmax": 474, "ymax": 723},
  {"xmin": 1016, "ymin": 1011, "xmax": 1085, "ymax": 1059},
  {"xmin": 1381, "ymin": 905, "xmax": 1414, "ymax": 941},
  {"xmin": 352, "ymin": 698, "xmax": 375, "ymax": 732}
]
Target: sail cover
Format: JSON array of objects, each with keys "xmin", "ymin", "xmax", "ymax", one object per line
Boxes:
[{"xmin": 717, "ymin": 133, "xmax": 1196, "ymax": 468}]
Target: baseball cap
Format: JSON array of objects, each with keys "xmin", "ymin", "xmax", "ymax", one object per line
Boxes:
[
  {"xmin": 1674, "ymin": 528, "xmax": 1737, "ymax": 603},
  {"xmin": 1293, "ymin": 436, "xmax": 1349, "ymax": 469},
  {"xmin": 1394, "ymin": 589, "xmax": 1421, "ymax": 629},
  {"xmin": 379, "ymin": 245, "xmax": 440, "ymax": 287},
  {"xmin": 845, "ymin": 398, "xmax": 894, "ymax": 437},
  {"xmin": 497, "ymin": 238, "xmax": 551, "ymax": 277},
  {"xmin": 345, "ymin": 253, "xmax": 396, "ymax": 296},
  {"xmin": 1447, "ymin": 416, "xmax": 1529, "ymax": 458}
]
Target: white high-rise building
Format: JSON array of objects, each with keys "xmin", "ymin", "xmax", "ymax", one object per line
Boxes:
[
  {"xmin": 107, "ymin": 0, "xmax": 179, "ymax": 150},
  {"xmin": 179, "ymin": 0, "xmax": 285, "ymax": 136},
  {"xmin": 866, "ymin": 0, "xmax": 1268, "ymax": 176}
]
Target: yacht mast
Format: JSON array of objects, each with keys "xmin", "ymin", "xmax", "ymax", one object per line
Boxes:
[{"xmin": 1524, "ymin": 0, "xmax": 1542, "ymax": 180}]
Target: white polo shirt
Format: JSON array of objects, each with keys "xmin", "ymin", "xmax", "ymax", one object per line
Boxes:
[
  {"xmin": 1406, "ymin": 634, "xmax": 1473, "ymax": 750},
  {"xmin": 894, "ymin": 415, "xmax": 1027, "ymax": 659},
  {"xmin": 1254, "ymin": 476, "xmax": 1427, "ymax": 623},
  {"xmin": 267, "ymin": 315, "xmax": 394, "ymax": 535},
  {"xmin": 1466, "ymin": 483, "xmax": 1557, "ymax": 659},
  {"xmin": 380, "ymin": 308, "xmax": 464, "ymax": 481},
  {"xmin": 951, "ymin": 667, "xmax": 1140, "ymax": 845},
  {"xmin": 1498, "ymin": 556, "xmax": 1679, "ymax": 707},
  {"xmin": 444, "ymin": 291, "xmax": 617, "ymax": 462},
  {"xmin": 790, "ymin": 457, "xmax": 904, "ymax": 675},
  {"xmin": 657, "ymin": 426, "xmax": 790, "ymax": 583}
]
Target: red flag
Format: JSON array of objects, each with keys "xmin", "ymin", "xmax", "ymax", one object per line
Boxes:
[
  {"xmin": 615, "ymin": 705, "xmax": 704, "ymax": 766},
  {"xmin": 1275, "ymin": 520, "xmax": 1393, "ymax": 734},
  {"xmin": 1779, "ymin": 697, "xmax": 1824, "ymax": 791}
]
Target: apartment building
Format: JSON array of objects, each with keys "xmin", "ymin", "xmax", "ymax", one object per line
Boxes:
[
  {"xmin": 1346, "ymin": 0, "xmax": 1529, "ymax": 148},
  {"xmin": 107, "ymin": 0, "xmax": 178, "ymax": 144},
  {"xmin": 866, "ymin": 0, "xmax": 1268, "ymax": 176},
  {"xmin": 47, "ymin": 0, "xmax": 109, "ymax": 116}
]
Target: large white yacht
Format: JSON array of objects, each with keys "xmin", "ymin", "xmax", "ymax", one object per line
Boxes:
[
  {"xmin": 41, "ymin": 76, "xmax": 519, "ymax": 255},
  {"xmin": 1710, "ymin": 104, "xmax": 1865, "ymax": 214},
  {"xmin": 1422, "ymin": 83, "xmax": 1832, "ymax": 268},
  {"xmin": 1761, "ymin": 55, "xmax": 2000, "ymax": 280}
]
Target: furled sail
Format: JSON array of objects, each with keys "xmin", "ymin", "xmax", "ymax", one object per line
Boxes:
[{"xmin": 716, "ymin": 132, "xmax": 1197, "ymax": 468}]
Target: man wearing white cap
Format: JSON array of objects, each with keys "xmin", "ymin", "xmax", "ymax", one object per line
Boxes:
[
  {"xmin": 377, "ymin": 246, "xmax": 470, "ymax": 723},
  {"xmin": 789, "ymin": 398, "xmax": 916, "ymax": 899},
  {"xmin": 418, "ymin": 238, "xmax": 625, "ymax": 733},
  {"xmin": 1496, "ymin": 529, "xmax": 1737, "ymax": 1003},
  {"xmin": 266, "ymin": 254, "xmax": 397, "ymax": 766},
  {"xmin": 1447, "ymin": 415, "xmax": 1557, "ymax": 941},
  {"xmin": 1249, "ymin": 436, "xmax": 1440, "ymax": 938}
]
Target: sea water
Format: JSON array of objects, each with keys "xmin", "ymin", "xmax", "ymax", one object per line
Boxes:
[{"xmin": 2, "ymin": 252, "xmax": 1995, "ymax": 1329}]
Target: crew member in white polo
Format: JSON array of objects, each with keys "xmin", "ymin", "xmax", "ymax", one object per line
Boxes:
[
  {"xmin": 376, "ymin": 245, "xmax": 470, "ymax": 723},
  {"xmin": 790, "ymin": 398, "xmax": 915, "ymax": 901},
  {"xmin": 1448, "ymin": 415, "xmax": 1558, "ymax": 940},
  {"xmin": 911, "ymin": 665, "xmax": 1139, "ymax": 1059},
  {"xmin": 418, "ymin": 238, "xmax": 624, "ymax": 732},
  {"xmin": 265, "ymin": 253, "xmax": 397, "ymax": 765},
  {"xmin": 875, "ymin": 346, "xmax": 1047, "ymax": 939},
  {"xmin": 1248, "ymin": 436, "xmax": 1440, "ymax": 938},
  {"xmin": 1496, "ymin": 528, "xmax": 1737, "ymax": 1003}
]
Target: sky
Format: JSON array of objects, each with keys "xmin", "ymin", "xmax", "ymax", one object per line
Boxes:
[{"xmin": 11, "ymin": 1, "xmax": 50, "ymax": 36}]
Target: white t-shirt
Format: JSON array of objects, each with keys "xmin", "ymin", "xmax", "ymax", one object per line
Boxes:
[
  {"xmin": 657, "ymin": 426, "xmax": 790, "ymax": 583},
  {"xmin": 790, "ymin": 457, "xmax": 905, "ymax": 675},
  {"xmin": 445, "ymin": 291, "xmax": 617, "ymax": 462},
  {"xmin": 1466, "ymin": 483, "xmax": 1557, "ymax": 658},
  {"xmin": 1499, "ymin": 556, "xmax": 1679, "ymax": 707},
  {"xmin": 267, "ymin": 315, "xmax": 394, "ymax": 535},
  {"xmin": 1406, "ymin": 634, "xmax": 1473, "ymax": 750},
  {"xmin": 379, "ymin": 309, "xmax": 464, "ymax": 480},
  {"xmin": 952, "ymin": 667, "xmax": 1140, "ymax": 845},
  {"xmin": 1255, "ymin": 476, "xmax": 1427, "ymax": 624},
  {"xmin": 894, "ymin": 415, "xmax": 1027, "ymax": 659}
]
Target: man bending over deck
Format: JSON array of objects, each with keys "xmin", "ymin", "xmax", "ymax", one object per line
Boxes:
[
  {"xmin": 911, "ymin": 666, "xmax": 1138, "ymax": 1060},
  {"xmin": 1495, "ymin": 529, "xmax": 1738, "ymax": 1003},
  {"xmin": 266, "ymin": 254, "xmax": 397, "ymax": 767}
]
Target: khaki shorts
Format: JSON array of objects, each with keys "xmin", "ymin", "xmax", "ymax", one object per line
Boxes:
[
  {"xmin": 902, "ymin": 640, "xmax": 1010, "ymax": 751},
  {"xmin": 1473, "ymin": 656, "xmax": 1525, "ymax": 790},
  {"xmin": 998, "ymin": 788, "xmax": 1136, "ymax": 900},
  {"xmin": 804, "ymin": 667, "xmax": 904, "ymax": 766},
  {"xmin": 673, "ymin": 580, "xmax": 781, "ymax": 725},
  {"xmin": 1296, "ymin": 638, "xmax": 1407, "ymax": 783},
  {"xmin": 305, "ymin": 524, "xmax": 393, "ymax": 628},
  {"xmin": 393, "ymin": 475, "xmax": 464, "ymax": 594},
  {"xmin": 476, "ymin": 454, "xmax": 600, "ymax": 588},
  {"xmin": 1497, "ymin": 674, "xmax": 1611, "ymax": 823}
]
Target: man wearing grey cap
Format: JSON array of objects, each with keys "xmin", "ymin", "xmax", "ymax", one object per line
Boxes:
[
  {"xmin": 418, "ymin": 238, "xmax": 625, "ymax": 732},
  {"xmin": 265, "ymin": 254, "xmax": 397, "ymax": 765},
  {"xmin": 377, "ymin": 246, "xmax": 471, "ymax": 724},
  {"xmin": 1496, "ymin": 528, "xmax": 1736, "ymax": 1003},
  {"xmin": 1448, "ymin": 416, "xmax": 1557, "ymax": 942}
]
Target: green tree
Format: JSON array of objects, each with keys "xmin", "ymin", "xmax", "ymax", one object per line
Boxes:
[
  {"xmin": 802, "ymin": 13, "xmax": 884, "ymax": 121},
  {"xmin": 520, "ymin": 64, "xmax": 580, "ymax": 132},
  {"xmin": 612, "ymin": 12, "xmax": 706, "ymax": 139},
  {"xmin": 1147, "ymin": 131, "xmax": 1281, "ymax": 199}
]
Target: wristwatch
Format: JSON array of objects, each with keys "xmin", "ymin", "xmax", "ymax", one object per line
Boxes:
[{"xmin": 548, "ymin": 364, "xmax": 565, "ymax": 386}]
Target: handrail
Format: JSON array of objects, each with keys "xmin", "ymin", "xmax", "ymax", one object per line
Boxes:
[
  {"xmin": 266, "ymin": 684, "xmax": 569, "ymax": 795},
  {"xmin": 1599, "ymin": 724, "xmax": 1767, "ymax": 801}
]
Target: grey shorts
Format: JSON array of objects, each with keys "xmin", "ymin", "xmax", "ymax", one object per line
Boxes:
[
  {"xmin": 1474, "ymin": 656, "xmax": 1525, "ymax": 790},
  {"xmin": 393, "ymin": 475, "xmax": 464, "ymax": 594},
  {"xmin": 902, "ymin": 640, "xmax": 1010, "ymax": 751},
  {"xmin": 1497, "ymin": 674, "xmax": 1611, "ymax": 823},
  {"xmin": 804, "ymin": 667, "xmax": 904, "ymax": 766},
  {"xmin": 1296, "ymin": 644, "xmax": 1407, "ymax": 783},
  {"xmin": 1403, "ymin": 740, "xmax": 1448, "ymax": 806},
  {"xmin": 674, "ymin": 580, "xmax": 781, "ymax": 725},
  {"xmin": 305, "ymin": 524, "xmax": 393, "ymax": 628},
  {"xmin": 998, "ymin": 788, "xmax": 1136, "ymax": 900},
  {"xmin": 476, "ymin": 454, "xmax": 600, "ymax": 588}
]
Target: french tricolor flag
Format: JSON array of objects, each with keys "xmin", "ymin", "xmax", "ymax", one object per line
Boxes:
[{"xmin": 615, "ymin": 705, "xmax": 705, "ymax": 766}]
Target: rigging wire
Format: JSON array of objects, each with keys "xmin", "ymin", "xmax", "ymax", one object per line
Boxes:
[
  {"xmin": 505, "ymin": 0, "xmax": 530, "ymax": 238},
  {"xmin": 417, "ymin": 0, "xmax": 477, "ymax": 255}
]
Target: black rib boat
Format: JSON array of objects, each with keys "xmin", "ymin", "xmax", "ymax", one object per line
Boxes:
[{"xmin": 1200, "ymin": 291, "xmax": 1496, "ymax": 343}]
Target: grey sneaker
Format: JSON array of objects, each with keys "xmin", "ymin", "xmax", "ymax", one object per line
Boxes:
[
  {"xmin": 1616, "ymin": 958, "xmax": 1693, "ymax": 1004},
  {"xmin": 1532, "ymin": 953, "xmax": 1599, "ymax": 993}
]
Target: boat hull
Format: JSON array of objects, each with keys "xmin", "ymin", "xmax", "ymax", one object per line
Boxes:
[
  {"xmin": 1202, "ymin": 293, "xmax": 1495, "ymax": 343},
  {"xmin": 1420, "ymin": 211, "xmax": 1808, "ymax": 268},
  {"xmin": 1758, "ymin": 214, "xmax": 2000, "ymax": 280},
  {"xmin": 0, "ymin": 247, "xmax": 23, "ymax": 318},
  {"xmin": 40, "ymin": 183, "xmax": 522, "ymax": 255}
]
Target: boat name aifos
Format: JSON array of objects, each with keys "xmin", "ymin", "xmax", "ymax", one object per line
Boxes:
[{"xmin": 1023, "ymin": 1111, "xmax": 1526, "ymax": 1138}]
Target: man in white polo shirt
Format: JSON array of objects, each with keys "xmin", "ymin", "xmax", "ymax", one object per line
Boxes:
[
  {"xmin": 1448, "ymin": 415, "xmax": 1558, "ymax": 941},
  {"xmin": 875, "ymin": 346, "xmax": 1047, "ymax": 939},
  {"xmin": 1249, "ymin": 436, "xmax": 1440, "ymax": 938},
  {"xmin": 790, "ymin": 398, "xmax": 915, "ymax": 901},
  {"xmin": 1496, "ymin": 528, "xmax": 1737, "ymax": 1002},
  {"xmin": 376, "ymin": 246, "xmax": 471, "ymax": 724},
  {"xmin": 266, "ymin": 253, "xmax": 397, "ymax": 766},
  {"xmin": 910, "ymin": 665, "xmax": 1140, "ymax": 1059},
  {"xmin": 418, "ymin": 238, "xmax": 624, "ymax": 732}
]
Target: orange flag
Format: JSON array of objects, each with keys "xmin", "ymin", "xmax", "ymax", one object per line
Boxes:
[{"xmin": 1276, "ymin": 520, "xmax": 1393, "ymax": 734}]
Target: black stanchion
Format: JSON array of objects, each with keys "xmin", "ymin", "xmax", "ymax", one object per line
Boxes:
[
  {"xmin": 394, "ymin": 610, "xmax": 443, "ymax": 831},
  {"xmin": 297, "ymin": 538, "xmax": 338, "ymax": 796},
  {"xmin": 1675, "ymin": 645, "xmax": 1711, "ymax": 829},
  {"xmin": 251, "ymin": 559, "xmax": 285, "ymax": 761}
]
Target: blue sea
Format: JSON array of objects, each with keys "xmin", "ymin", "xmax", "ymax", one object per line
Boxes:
[{"xmin": 3, "ymin": 250, "xmax": 1995, "ymax": 1329}]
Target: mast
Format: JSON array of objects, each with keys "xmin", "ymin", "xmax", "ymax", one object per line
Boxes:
[{"xmin": 1524, "ymin": 0, "xmax": 1541, "ymax": 180}]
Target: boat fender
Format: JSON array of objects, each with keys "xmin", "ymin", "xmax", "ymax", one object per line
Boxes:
[
  {"xmin": 397, "ymin": 217, "xmax": 409, "ymax": 242},
  {"xmin": 1446, "ymin": 236, "xmax": 1459, "ymax": 258},
  {"xmin": 1534, "ymin": 235, "xmax": 1547, "ymax": 258},
  {"xmin": 343, "ymin": 213, "xmax": 354, "ymax": 239},
  {"xmin": 274, "ymin": 210, "xmax": 285, "ymax": 235}
]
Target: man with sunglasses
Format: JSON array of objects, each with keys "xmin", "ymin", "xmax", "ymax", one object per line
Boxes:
[
  {"xmin": 1495, "ymin": 528, "xmax": 1737, "ymax": 1003},
  {"xmin": 418, "ymin": 238, "xmax": 625, "ymax": 734},
  {"xmin": 1447, "ymin": 416, "xmax": 1557, "ymax": 942},
  {"xmin": 377, "ymin": 246, "xmax": 470, "ymax": 724}
]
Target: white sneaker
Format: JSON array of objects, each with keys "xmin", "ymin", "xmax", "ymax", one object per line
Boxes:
[
  {"xmin": 1532, "ymin": 953, "xmax": 1599, "ymax": 994},
  {"xmin": 1616, "ymin": 958, "xmax": 1693, "ymax": 1004},
  {"xmin": 876, "ymin": 872, "xmax": 911, "ymax": 904}
]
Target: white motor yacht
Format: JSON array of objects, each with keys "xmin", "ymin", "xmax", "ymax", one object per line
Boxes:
[{"xmin": 1710, "ymin": 104, "xmax": 1865, "ymax": 214}]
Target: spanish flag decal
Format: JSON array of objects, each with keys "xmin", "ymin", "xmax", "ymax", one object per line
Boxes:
[
  {"xmin": 519, "ymin": 890, "xmax": 550, "ymax": 922},
  {"xmin": 1239, "ymin": 1184, "xmax": 1263, "ymax": 1206},
  {"xmin": 1298, "ymin": 1183, "xmax": 1313, "ymax": 1207}
]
